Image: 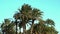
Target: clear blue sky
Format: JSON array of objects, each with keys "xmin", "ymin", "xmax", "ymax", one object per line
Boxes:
[{"xmin": 0, "ymin": 0, "xmax": 60, "ymax": 34}]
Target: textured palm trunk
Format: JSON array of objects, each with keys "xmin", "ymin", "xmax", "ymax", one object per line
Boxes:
[
  {"xmin": 15, "ymin": 20, "xmax": 18, "ymax": 34},
  {"xmin": 30, "ymin": 23, "xmax": 34, "ymax": 34},
  {"xmin": 16, "ymin": 22, "xmax": 17, "ymax": 34},
  {"xmin": 51, "ymin": 25, "xmax": 52, "ymax": 34},
  {"xmin": 30, "ymin": 19, "xmax": 35, "ymax": 34},
  {"xmin": 23, "ymin": 25, "xmax": 26, "ymax": 34}
]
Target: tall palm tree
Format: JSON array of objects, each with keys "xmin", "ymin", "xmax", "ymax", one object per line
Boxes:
[
  {"xmin": 13, "ymin": 13, "xmax": 19, "ymax": 34},
  {"xmin": 21, "ymin": 4, "xmax": 32, "ymax": 34},
  {"xmin": 14, "ymin": 4, "xmax": 32, "ymax": 34},
  {"xmin": 30, "ymin": 8, "xmax": 43, "ymax": 34}
]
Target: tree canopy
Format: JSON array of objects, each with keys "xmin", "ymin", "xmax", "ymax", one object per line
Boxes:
[{"xmin": 0, "ymin": 4, "xmax": 58, "ymax": 34}]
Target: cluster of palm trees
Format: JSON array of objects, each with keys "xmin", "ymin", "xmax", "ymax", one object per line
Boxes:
[{"xmin": 0, "ymin": 4, "xmax": 58, "ymax": 34}]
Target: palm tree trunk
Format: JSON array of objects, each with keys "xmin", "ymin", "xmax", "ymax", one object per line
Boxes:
[
  {"xmin": 15, "ymin": 20, "xmax": 17, "ymax": 34},
  {"xmin": 51, "ymin": 25, "xmax": 52, "ymax": 34},
  {"xmin": 30, "ymin": 23, "xmax": 34, "ymax": 34},
  {"xmin": 30, "ymin": 19, "xmax": 35, "ymax": 34},
  {"xmin": 23, "ymin": 25, "xmax": 26, "ymax": 34},
  {"xmin": 16, "ymin": 23, "xmax": 17, "ymax": 34}
]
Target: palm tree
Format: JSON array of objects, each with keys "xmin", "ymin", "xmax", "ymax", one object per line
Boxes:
[
  {"xmin": 1, "ymin": 23, "xmax": 5, "ymax": 34},
  {"xmin": 4, "ymin": 19, "xmax": 11, "ymax": 34},
  {"xmin": 21, "ymin": 4, "xmax": 32, "ymax": 34},
  {"xmin": 7, "ymin": 21, "xmax": 15, "ymax": 34},
  {"xmin": 14, "ymin": 4, "xmax": 32, "ymax": 34},
  {"xmin": 1, "ymin": 19, "xmax": 10, "ymax": 34},
  {"xmin": 45, "ymin": 19, "xmax": 55, "ymax": 34},
  {"xmin": 13, "ymin": 10, "xmax": 21, "ymax": 34},
  {"xmin": 45, "ymin": 19, "xmax": 55, "ymax": 26},
  {"xmin": 30, "ymin": 8, "xmax": 43, "ymax": 34}
]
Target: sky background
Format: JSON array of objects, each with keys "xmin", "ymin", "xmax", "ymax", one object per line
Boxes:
[{"xmin": 0, "ymin": 0, "xmax": 60, "ymax": 34}]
